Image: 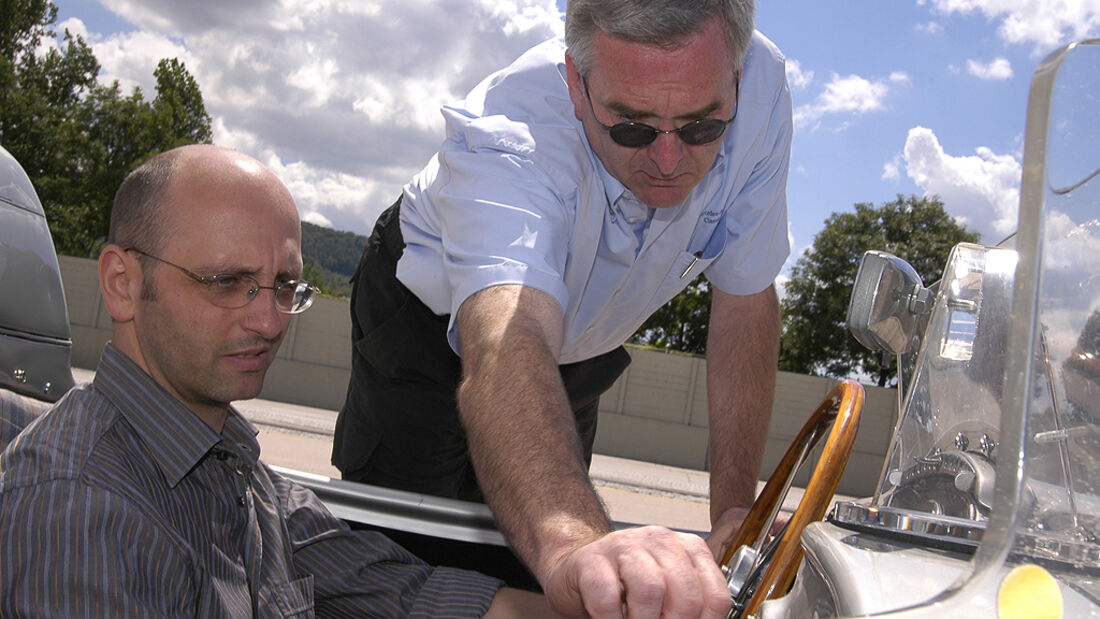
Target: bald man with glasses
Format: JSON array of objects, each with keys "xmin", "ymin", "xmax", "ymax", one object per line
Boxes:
[
  {"xmin": 334, "ymin": 1, "xmax": 793, "ymax": 616},
  {"xmin": 0, "ymin": 144, "xmax": 553, "ymax": 617}
]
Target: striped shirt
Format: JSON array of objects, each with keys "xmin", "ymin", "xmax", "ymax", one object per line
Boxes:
[{"xmin": 0, "ymin": 344, "xmax": 503, "ymax": 617}]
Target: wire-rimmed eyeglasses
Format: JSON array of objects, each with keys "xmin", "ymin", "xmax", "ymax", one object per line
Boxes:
[
  {"xmin": 125, "ymin": 248, "xmax": 320, "ymax": 314},
  {"xmin": 581, "ymin": 71, "xmax": 740, "ymax": 148}
]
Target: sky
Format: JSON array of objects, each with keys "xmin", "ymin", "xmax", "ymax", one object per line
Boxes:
[{"xmin": 48, "ymin": 0, "xmax": 1100, "ymax": 285}]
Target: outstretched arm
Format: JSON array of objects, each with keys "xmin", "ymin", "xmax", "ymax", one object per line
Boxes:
[
  {"xmin": 457, "ymin": 284, "xmax": 730, "ymax": 618},
  {"xmin": 705, "ymin": 285, "xmax": 780, "ymax": 528}
]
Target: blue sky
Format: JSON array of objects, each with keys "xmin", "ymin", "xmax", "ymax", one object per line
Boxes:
[{"xmin": 49, "ymin": 0, "xmax": 1100, "ymax": 283}]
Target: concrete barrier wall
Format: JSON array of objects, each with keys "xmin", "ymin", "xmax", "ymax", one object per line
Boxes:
[{"xmin": 60, "ymin": 255, "xmax": 897, "ymax": 497}]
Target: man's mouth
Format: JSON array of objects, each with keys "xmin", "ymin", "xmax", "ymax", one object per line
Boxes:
[{"xmin": 224, "ymin": 346, "xmax": 272, "ymax": 371}]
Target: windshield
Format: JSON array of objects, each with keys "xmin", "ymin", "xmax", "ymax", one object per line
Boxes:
[{"xmin": 831, "ymin": 38, "xmax": 1100, "ymax": 613}]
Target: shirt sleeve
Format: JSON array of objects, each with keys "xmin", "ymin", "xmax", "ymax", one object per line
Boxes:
[
  {"xmin": 279, "ymin": 475, "xmax": 504, "ymax": 618},
  {"xmin": 399, "ymin": 113, "xmax": 580, "ymax": 354},
  {"xmin": 703, "ymin": 43, "xmax": 793, "ymax": 296}
]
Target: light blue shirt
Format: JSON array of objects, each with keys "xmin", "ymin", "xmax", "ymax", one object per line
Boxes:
[{"xmin": 398, "ymin": 32, "xmax": 792, "ymax": 363}]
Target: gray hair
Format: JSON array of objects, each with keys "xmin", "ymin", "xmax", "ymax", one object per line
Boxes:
[{"xmin": 565, "ymin": 0, "xmax": 755, "ymax": 78}]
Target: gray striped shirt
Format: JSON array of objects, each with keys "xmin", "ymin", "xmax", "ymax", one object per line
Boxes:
[{"xmin": 0, "ymin": 344, "xmax": 502, "ymax": 617}]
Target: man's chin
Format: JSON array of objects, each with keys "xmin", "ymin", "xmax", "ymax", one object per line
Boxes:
[
  {"xmin": 640, "ymin": 195, "xmax": 689, "ymax": 209},
  {"xmin": 634, "ymin": 184, "xmax": 691, "ymax": 209},
  {"xmin": 217, "ymin": 376, "xmax": 268, "ymax": 405}
]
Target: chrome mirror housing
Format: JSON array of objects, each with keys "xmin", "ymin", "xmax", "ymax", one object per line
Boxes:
[{"xmin": 846, "ymin": 250, "xmax": 933, "ymax": 356}]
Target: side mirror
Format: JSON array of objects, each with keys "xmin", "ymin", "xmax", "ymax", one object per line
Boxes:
[{"xmin": 846, "ymin": 250, "xmax": 933, "ymax": 355}]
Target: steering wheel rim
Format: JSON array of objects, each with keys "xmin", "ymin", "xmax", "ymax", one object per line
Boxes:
[{"xmin": 720, "ymin": 379, "xmax": 865, "ymax": 617}]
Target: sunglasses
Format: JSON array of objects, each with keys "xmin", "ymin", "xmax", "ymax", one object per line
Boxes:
[{"xmin": 582, "ymin": 72, "xmax": 739, "ymax": 148}]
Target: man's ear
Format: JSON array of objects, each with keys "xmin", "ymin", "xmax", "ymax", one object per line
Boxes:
[
  {"xmin": 99, "ymin": 245, "xmax": 138, "ymax": 322},
  {"xmin": 564, "ymin": 52, "xmax": 585, "ymax": 121}
]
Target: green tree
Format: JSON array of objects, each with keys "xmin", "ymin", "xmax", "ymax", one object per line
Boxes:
[
  {"xmin": 152, "ymin": 57, "xmax": 212, "ymax": 147},
  {"xmin": 1, "ymin": 1, "xmax": 212, "ymax": 256},
  {"xmin": 779, "ymin": 194, "xmax": 980, "ymax": 386},
  {"xmin": 630, "ymin": 274, "xmax": 712, "ymax": 355},
  {"xmin": 1, "ymin": 1, "xmax": 99, "ymax": 185},
  {"xmin": 60, "ymin": 60, "xmax": 213, "ymax": 255},
  {"xmin": 302, "ymin": 263, "xmax": 328, "ymax": 295}
]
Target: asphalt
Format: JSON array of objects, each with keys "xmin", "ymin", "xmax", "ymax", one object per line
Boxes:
[{"xmin": 72, "ymin": 367, "xmax": 835, "ymax": 533}]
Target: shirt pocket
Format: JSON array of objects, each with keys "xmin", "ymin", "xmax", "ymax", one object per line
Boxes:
[
  {"xmin": 267, "ymin": 573, "xmax": 315, "ymax": 618},
  {"xmin": 644, "ymin": 223, "xmax": 729, "ymax": 315}
]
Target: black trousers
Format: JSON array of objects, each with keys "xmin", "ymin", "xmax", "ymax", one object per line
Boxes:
[{"xmin": 331, "ymin": 199, "xmax": 631, "ymax": 502}]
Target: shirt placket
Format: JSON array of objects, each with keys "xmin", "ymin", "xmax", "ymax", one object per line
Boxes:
[{"xmin": 217, "ymin": 445, "xmax": 263, "ymax": 615}]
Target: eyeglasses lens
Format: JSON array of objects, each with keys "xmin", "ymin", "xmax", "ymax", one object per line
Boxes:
[
  {"xmin": 608, "ymin": 118, "xmax": 730, "ymax": 148},
  {"xmin": 276, "ymin": 282, "xmax": 317, "ymax": 314},
  {"xmin": 207, "ymin": 276, "xmax": 315, "ymax": 314}
]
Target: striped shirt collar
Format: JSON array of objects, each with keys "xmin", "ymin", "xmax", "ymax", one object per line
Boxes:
[{"xmin": 93, "ymin": 343, "xmax": 260, "ymax": 488}]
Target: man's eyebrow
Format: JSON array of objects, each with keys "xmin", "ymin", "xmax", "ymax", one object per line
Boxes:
[
  {"xmin": 188, "ymin": 262, "xmax": 264, "ymax": 279},
  {"xmin": 603, "ymin": 97, "xmax": 727, "ymax": 121},
  {"xmin": 203, "ymin": 264, "xmax": 260, "ymax": 276}
]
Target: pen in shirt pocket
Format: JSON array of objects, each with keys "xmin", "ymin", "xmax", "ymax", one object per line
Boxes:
[{"xmin": 680, "ymin": 250, "xmax": 704, "ymax": 279}]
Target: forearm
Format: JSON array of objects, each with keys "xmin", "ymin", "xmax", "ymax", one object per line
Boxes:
[
  {"xmin": 456, "ymin": 286, "xmax": 612, "ymax": 584},
  {"xmin": 706, "ymin": 286, "xmax": 780, "ymax": 523}
]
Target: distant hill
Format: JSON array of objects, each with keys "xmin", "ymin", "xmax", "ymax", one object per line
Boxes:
[{"xmin": 301, "ymin": 221, "xmax": 368, "ymax": 298}]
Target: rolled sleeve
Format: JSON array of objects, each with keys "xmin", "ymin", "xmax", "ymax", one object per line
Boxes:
[{"xmin": 400, "ymin": 116, "xmax": 576, "ymax": 355}]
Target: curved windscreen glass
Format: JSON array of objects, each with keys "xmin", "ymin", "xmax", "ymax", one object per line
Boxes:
[{"xmin": 831, "ymin": 39, "xmax": 1100, "ymax": 611}]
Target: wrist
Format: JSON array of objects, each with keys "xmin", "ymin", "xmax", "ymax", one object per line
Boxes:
[{"xmin": 531, "ymin": 514, "xmax": 611, "ymax": 585}]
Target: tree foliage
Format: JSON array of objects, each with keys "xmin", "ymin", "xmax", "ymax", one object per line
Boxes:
[
  {"xmin": 300, "ymin": 221, "xmax": 369, "ymax": 299},
  {"xmin": 1, "ymin": 0, "xmax": 212, "ymax": 257},
  {"xmin": 629, "ymin": 274, "xmax": 712, "ymax": 355},
  {"xmin": 779, "ymin": 194, "xmax": 980, "ymax": 386}
]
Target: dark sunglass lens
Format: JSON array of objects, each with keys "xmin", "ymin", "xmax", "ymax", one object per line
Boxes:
[
  {"xmin": 680, "ymin": 120, "xmax": 728, "ymax": 145},
  {"xmin": 609, "ymin": 124, "xmax": 658, "ymax": 147}
]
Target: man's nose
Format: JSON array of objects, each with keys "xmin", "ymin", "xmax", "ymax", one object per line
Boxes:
[
  {"xmin": 647, "ymin": 132, "xmax": 685, "ymax": 175},
  {"xmin": 242, "ymin": 289, "xmax": 288, "ymax": 340}
]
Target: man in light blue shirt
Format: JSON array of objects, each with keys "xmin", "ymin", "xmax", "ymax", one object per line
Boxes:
[{"xmin": 334, "ymin": 1, "xmax": 790, "ymax": 615}]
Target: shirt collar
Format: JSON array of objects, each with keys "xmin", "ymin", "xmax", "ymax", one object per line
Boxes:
[{"xmin": 93, "ymin": 343, "xmax": 260, "ymax": 488}]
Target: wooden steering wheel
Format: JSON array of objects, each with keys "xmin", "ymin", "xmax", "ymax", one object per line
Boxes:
[{"xmin": 720, "ymin": 379, "xmax": 864, "ymax": 618}]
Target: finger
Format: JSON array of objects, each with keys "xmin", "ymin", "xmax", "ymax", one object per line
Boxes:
[
  {"xmin": 707, "ymin": 506, "xmax": 751, "ymax": 561},
  {"xmin": 706, "ymin": 524, "xmax": 735, "ymax": 561},
  {"xmin": 575, "ymin": 555, "xmax": 626, "ymax": 619},
  {"xmin": 624, "ymin": 530, "xmax": 719, "ymax": 619},
  {"xmin": 682, "ymin": 533, "xmax": 734, "ymax": 617},
  {"xmin": 666, "ymin": 532, "xmax": 731, "ymax": 618},
  {"xmin": 542, "ymin": 543, "xmax": 617, "ymax": 619},
  {"xmin": 617, "ymin": 546, "xmax": 667, "ymax": 619}
]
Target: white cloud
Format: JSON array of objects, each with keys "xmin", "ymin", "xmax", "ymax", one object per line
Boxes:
[
  {"xmin": 794, "ymin": 73, "xmax": 893, "ymax": 129},
  {"xmin": 966, "ymin": 57, "xmax": 1013, "ymax": 80},
  {"xmin": 302, "ymin": 210, "xmax": 334, "ymax": 229},
  {"xmin": 785, "ymin": 58, "xmax": 814, "ymax": 89},
  {"xmin": 922, "ymin": 0, "xmax": 1100, "ymax": 53},
  {"xmin": 902, "ymin": 126, "xmax": 1021, "ymax": 242},
  {"xmin": 882, "ymin": 156, "xmax": 901, "ymax": 181},
  {"xmin": 72, "ymin": 0, "xmax": 564, "ymax": 236},
  {"xmin": 59, "ymin": 17, "xmax": 193, "ymax": 96},
  {"xmin": 916, "ymin": 21, "xmax": 943, "ymax": 35},
  {"xmin": 775, "ymin": 273, "xmax": 790, "ymax": 303}
]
